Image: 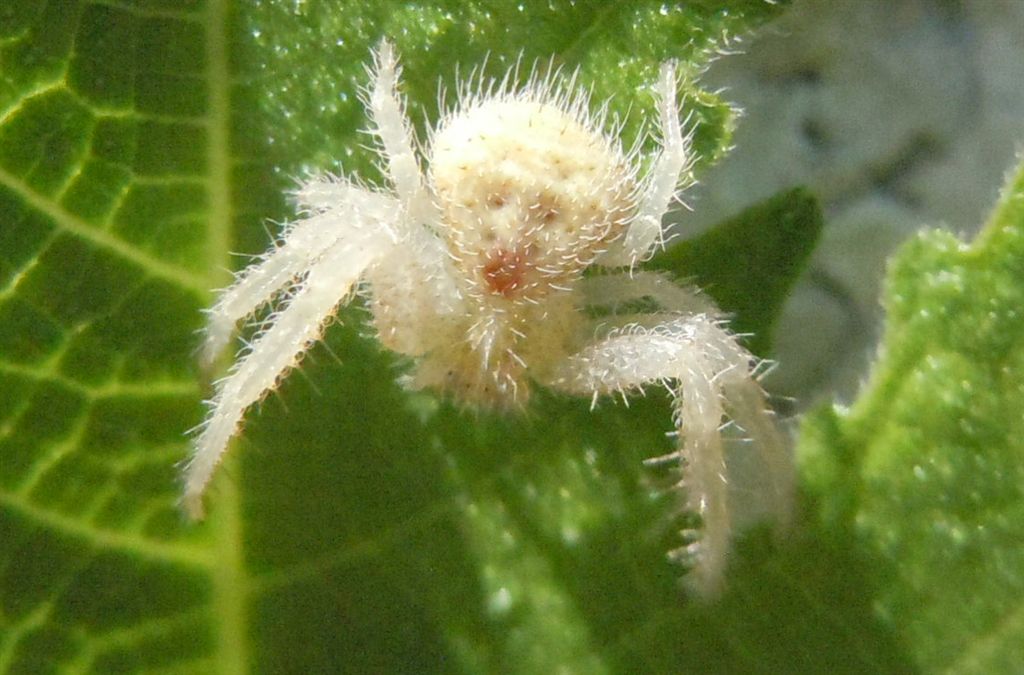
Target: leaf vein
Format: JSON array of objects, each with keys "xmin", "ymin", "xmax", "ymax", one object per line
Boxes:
[
  {"xmin": 0, "ymin": 490, "xmax": 212, "ymax": 568},
  {"xmin": 0, "ymin": 166, "xmax": 208, "ymax": 294}
]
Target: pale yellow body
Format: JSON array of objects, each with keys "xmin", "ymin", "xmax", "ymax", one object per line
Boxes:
[{"xmin": 187, "ymin": 42, "xmax": 793, "ymax": 597}]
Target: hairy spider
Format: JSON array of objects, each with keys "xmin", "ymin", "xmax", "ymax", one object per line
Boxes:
[{"xmin": 185, "ymin": 41, "xmax": 793, "ymax": 596}]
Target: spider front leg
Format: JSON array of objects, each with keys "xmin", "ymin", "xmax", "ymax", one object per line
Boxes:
[
  {"xmin": 185, "ymin": 226, "xmax": 396, "ymax": 519},
  {"xmin": 368, "ymin": 40, "xmax": 438, "ymax": 223},
  {"xmin": 546, "ymin": 314, "xmax": 791, "ymax": 597},
  {"xmin": 599, "ymin": 61, "xmax": 691, "ymax": 267},
  {"xmin": 578, "ymin": 271, "xmax": 721, "ymax": 317},
  {"xmin": 201, "ymin": 182, "xmax": 396, "ymax": 367}
]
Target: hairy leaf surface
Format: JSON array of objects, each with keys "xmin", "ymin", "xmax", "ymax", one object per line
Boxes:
[{"xmin": 800, "ymin": 157, "xmax": 1024, "ymax": 674}]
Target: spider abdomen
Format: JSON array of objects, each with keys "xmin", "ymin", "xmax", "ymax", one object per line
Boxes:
[{"xmin": 430, "ymin": 98, "xmax": 636, "ymax": 298}]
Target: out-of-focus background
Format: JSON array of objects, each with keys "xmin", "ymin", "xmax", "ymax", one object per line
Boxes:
[{"xmin": 687, "ymin": 0, "xmax": 1024, "ymax": 409}]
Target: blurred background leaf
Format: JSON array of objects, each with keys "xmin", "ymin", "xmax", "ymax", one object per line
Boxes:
[{"xmin": 799, "ymin": 157, "xmax": 1024, "ymax": 674}]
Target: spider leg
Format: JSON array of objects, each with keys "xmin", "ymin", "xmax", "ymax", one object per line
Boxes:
[
  {"xmin": 718, "ymin": 369, "xmax": 793, "ymax": 532},
  {"xmin": 201, "ymin": 183, "xmax": 396, "ymax": 367},
  {"xmin": 545, "ymin": 314, "xmax": 790, "ymax": 597},
  {"xmin": 184, "ymin": 228, "xmax": 395, "ymax": 519},
  {"xmin": 292, "ymin": 173, "xmax": 391, "ymax": 213},
  {"xmin": 369, "ymin": 40, "xmax": 434, "ymax": 220},
  {"xmin": 599, "ymin": 61, "xmax": 690, "ymax": 268},
  {"xmin": 361, "ymin": 41, "xmax": 460, "ymax": 354},
  {"xmin": 578, "ymin": 271, "xmax": 721, "ymax": 317}
]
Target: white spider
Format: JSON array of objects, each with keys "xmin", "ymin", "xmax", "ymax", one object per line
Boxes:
[{"xmin": 185, "ymin": 41, "xmax": 793, "ymax": 596}]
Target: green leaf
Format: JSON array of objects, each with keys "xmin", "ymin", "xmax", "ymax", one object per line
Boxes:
[
  {"xmin": 0, "ymin": 1, "xmax": 887, "ymax": 673},
  {"xmin": 799, "ymin": 157, "xmax": 1024, "ymax": 673}
]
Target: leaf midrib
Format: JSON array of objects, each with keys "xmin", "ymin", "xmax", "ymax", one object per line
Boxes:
[{"xmin": 203, "ymin": 0, "xmax": 249, "ymax": 673}]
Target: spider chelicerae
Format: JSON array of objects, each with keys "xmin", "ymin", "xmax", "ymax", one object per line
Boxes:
[{"xmin": 185, "ymin": 41, "xmax": 793, "ymax": 596}]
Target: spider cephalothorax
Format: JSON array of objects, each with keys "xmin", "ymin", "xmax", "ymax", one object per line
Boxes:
[{"xmin": 187, "ymin": 41, "xmax": 793, "ymax": 596}]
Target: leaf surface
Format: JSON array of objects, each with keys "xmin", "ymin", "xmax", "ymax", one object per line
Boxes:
[{"xmin": 800, "ymin": 157, "xmax": 1024, "ymax": 673}]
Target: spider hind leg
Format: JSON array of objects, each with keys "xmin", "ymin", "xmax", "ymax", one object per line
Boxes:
[{"xmin": 546, "ymin": 313, "xmax": 791, "ymax": 596}]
